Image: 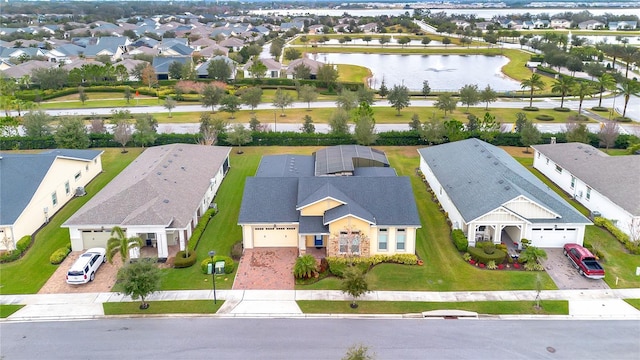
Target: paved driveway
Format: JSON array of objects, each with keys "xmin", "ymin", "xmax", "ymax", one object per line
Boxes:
[
  {"xmin": 38, "ymin": 252, "xmax": 121, "ymax": 294},
  {"xmin": 233, "ymin": 248, "xmax": 297, "ymax": 290},
  {"xmin": 540, "ymin": 248, "xmax": 609, "ymax": 290}
]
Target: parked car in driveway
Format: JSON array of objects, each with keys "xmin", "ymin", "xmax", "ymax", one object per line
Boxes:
[
  {"xmin": 563, "ymin": 243, "xmax": 605, "ymax": 280},
  {"xmin": 66, "ymin": 248, "xmax": 106, "ymax": 284}
]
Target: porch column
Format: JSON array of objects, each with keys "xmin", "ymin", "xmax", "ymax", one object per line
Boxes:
[
  {"xmin": 126, "ymin": 229, "xmax": 140, "ymax": 259},
  {"xmin": 157, "ymin": 232, "xmax": 168, "ymax": 259},
  {"xmin": 178, "ymin": 230, "xmax": 186, "ymax": 251},
  {"xmin": 495, "ymin": 224, "xmax": 504, "ymax": 244},
  {"xmin": 467, "ymin": 224, "xmax": 476, "ymax": 247},
  {"xmin": 298, "ymin": 235, "xmax": 306, "ymax": 256}
]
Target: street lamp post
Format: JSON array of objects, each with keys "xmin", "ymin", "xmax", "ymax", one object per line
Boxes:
[
  {"xmin": 208, "ymin": 250, "xmax": 217, "ymax": 304},
  {"xmin": 273, "ymin": 108, "xmax": 277, "ymax": 132}
]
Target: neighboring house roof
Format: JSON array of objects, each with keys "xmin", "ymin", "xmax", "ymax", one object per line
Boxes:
[
  {"xmin": 196, "ymin": 55, "xmax": 235, "ymax": 76},
  {"xmin": 64, "ymin": 144, "xmax": 231, "ymax": 229},
  {"xmin": 0, "ymin": 149, "xmax": 102, "ymax": 225},
  {"xmin": 255, "ymin": 154, "xmax": 315, "ymax": 177},
  {"xmin": 532, "ymin": 143, "xmax": 640, "ymax": 216},
  {"xmin": 418, "ymin": 138, "xmax": 590, "ymax": 224},
  {"xmin": 286, "ymin": 57, "xmax": 324, "ymax": 75},
  {"xmin": 0, "ymin": 60, "xmax": 56, "ymax": 78},
  {"xmin": 152, "ymin": 56, "xmax": 191, "ymax": 74},
  {"xmin": 313, "ymin": 145, "xmax": 389, "ymax": 176},
  {"xmin": 219, "ymin": 37, "xmax": 245, "ymax": 48}
]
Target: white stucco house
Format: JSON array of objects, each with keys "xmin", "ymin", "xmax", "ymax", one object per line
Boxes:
[
  {"xmin": 532, "ymin": 143, "xmax": 640, "ymax": 239},
  {"xmin": 0, "ymin": 149, "xmax": 103, "ymax": 250},
  {"xmin": 63, "ymin": 144, "xmax": 231, "ymax": 261},
  {"xmin": 418, "ymin": 139, "xmax": 591, "ymax": 248}
]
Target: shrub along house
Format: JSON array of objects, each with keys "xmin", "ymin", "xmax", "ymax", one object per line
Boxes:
[
  {"xmin": 0, "ymin": 149, "xmax": 103, "ymax": 251},
  {"xmin": 532, "ymin": 142, "xmax": 640, "ymax": 238},
  {"xmin": 238, "ymin": 145, "xmax": 421, "ymax": 257},
  {"xmin": 63, "ymin": 144, "xmax": 231, "ymax": 261},
  {"xmin": 418, "ymin": 139, "xmax": 590, "ymax": 248}
]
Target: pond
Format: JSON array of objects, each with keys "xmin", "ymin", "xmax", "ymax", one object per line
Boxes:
[{"xmin": 308, "ymin": 53, "xmax": 522, "ymax": 92}]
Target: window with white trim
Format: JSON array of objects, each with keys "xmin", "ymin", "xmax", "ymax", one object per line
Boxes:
[
  {"xmin": 586, "ymin": 187, "xmax": 591, "ymax": 200},
  {"xmin": 378, "ymin": 228, "xmax": 388, "ymax": 251},
  {"xmin": 51, "ymin": 191, "xmax": 58, "ymax": 206},
  {"xmin": 339, "ymin": 231, "xmax": 360, "ymax": 255},
  {"xmin": 396, "ymin": 229, "xmax": 406, "ymax": 251},
  {"xmin": 555, "ymin": 164, "xmax": 562, "ymax": 173},
  {"xmin": 570, "ymin": 176, "xmax": 575, "ymax": 189},
  {"xmin": 65, "ymin": 181, "xmax": 70, "ymax": 195},
  {"xmin": 74, "ymin": 172, "xmax": 81, "ymax": 181}
]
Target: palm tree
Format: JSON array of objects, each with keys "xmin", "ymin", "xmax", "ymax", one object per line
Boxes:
[
  {"xmin": 619, "ymin": 80, "xmax": 640, "ymax": 118},
  {"xmin": 551, "ymin": 76, "xmax": 574, "ymax": 109},
  {"xmin": 106, "ymin": 226, "xmax": 144, "ymax": 264},
  {"xmin": 572, "ymin": 81, "xmax": 595, "ymax": 119},
  {"xmin": 595, "ymin": 73, "xmax": 617, "ymax": 108},
  {"xmin": 619, "ymin": 46, "xmax": 639, "ymax": 78},
  {"xmin": 520, "ymin": 73, "xmax": 545, "ymax": 108},
  {"xmin": 519, "ymin": 246, "xmax": 547, "ymax": 264}
]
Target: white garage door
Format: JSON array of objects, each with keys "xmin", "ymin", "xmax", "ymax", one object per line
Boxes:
[
  {"xmin": 82, "ymin": 230, "xmax": 111, "ymax": 249},
  {"xmin": 253, "ymin": 226, "xmax": 298, "ymax": 247},
  {"xmin": 530, "ymin": 227, "xmax": 579, "ymax": 248}
]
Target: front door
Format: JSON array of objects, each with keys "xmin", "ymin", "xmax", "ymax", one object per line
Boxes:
[{"xmin": 314, "ymin": 235, "xmax": 323, "ymax": 247}]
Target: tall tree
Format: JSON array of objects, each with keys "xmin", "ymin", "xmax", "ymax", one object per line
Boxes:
[
  {"xmin": 520, "ymin": 120, "xmax": 541, "ymax": 153},
  {"xmin": 298, "ymin": 84, "xmax": 318, "ymax": 110},
  {"xmin": 54, "ymin": 117, "xmax": 90, "ymax": 149},
  {"xmin": 293, "ymin": 64, "xmax": 311, "ymax": 79},
  {"xmin": 116, "ymin": 260, "xmax": 162, "ymax": 310},
  {"xmin": 378, "ymin": 78, "xmax": 388, "ymax": 98},
  {"xmin": 272, "ymin": 88, "xmax": 294, "ymax": 116},
  {"xmin": 22, "ymin": 110, "xmax": 52, "ymax": 137},
  {"xmin": 226, "ymin": 124, "xmax": 252, "ymax": 153},
  {"xmin": 248, "ymin": 59, "xmax": 267, "ymax": 80},
  {"xmin": 336, "ymin": 89, "xmax": 359, "ymax": 112},
  {"xmin": 316, "ymin": 64, "xmax": 339, "ymax": 90},
  {"xmin": 198, "ymin": 112, "xmax": 219, "ymax": 146},
  {"xmin": 106, "ymin": 226, "xmax": 143, "ymax": 264},
  {"xmin": 479, "ymin": 85, "xmax": 497, "ymax": 110},
  {"xmin": 329, "ymin": 108, "xmax": 350, "ymax": 134},
  {"xmin": 565, "ymin": 121, "xmax": 590, "ymax": 143},
  {"xmin": 207, "ymin": 59, "xmax": 232, "ymax": 82},
  {"xmin": 353, "ymin": 115, "xmax": 378, "ymax": 145},
  {"xmin": 239, "ymin": 86, "xmax": 263, "ymax": 112},
  {"xmin": 551, "ymin": 76, "xmax": 575, "ymax": 109},
  {"xmin": 163, "ymin": 96, "xmax": 176, "ymax": 118},
  {"xmin": 200, "ymin": 84, "xmax": 224, "ymax": 112},
  {"xmin": 598, "ymin": 121, "xmax": 619, "ymax": 150},
  {"xmin": 520, "ymin": 73, "xmax": 545, "ymax": 108},
  {"xmin": 387, "ymin": 84, "xmax": 410, "ymax": 115},
  {"xmin": 168, "ymin": 61, "xmax": 184, "ymax": 80},
  {"xmin": 572, "ymin": 81, "xmax": 594, "ymax": 119},
  {"xmin": 420, "ymin": 117, "xmax": 446, "ymax": 145},
  {"xmin": 619, "ymin": 79, "xmax": 640, "ymax": 118},
  {"xmin": 78, "ymin": 86, "xmax": 88, "ymax": 105},
  {"xmin": 219, "ymin": 94, "xmax": 241, "ymax": 119},
  {"xmin": 133, "ymin": 113, "xmax": 158, "ymax": 148},
  {"xmin": 422, "ymin": 80, "xmax": 431, "ymax": 98},
  {"xmin": 595, "ymin": 73, "xmax": 616, "ymax": 108},
  {"xmin": 111, "ymin": 111, "xmax": 133, "ymax": 152},
  {"xmin": 140, "ymin": 64, "xmax": 157, "ymax": 89},
  {"xmin": 459, "ymin": 84, "xmax": 480, "ymax": 111},
  {"xmin": 434, "ymin": 93, "xmax": 457, "ymax": 116},
  {"xmin": 301, "ymin": 115, "xmax": 315, "ymax": 134},
  {"xmin": 409, "ymin": 113, "xmax": 421, "ymax": 131},
  {"xmin": 341, "ymin": 266, "xmax": 369, "ymax": 308}
]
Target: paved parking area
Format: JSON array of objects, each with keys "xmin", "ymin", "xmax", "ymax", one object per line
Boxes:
[
  {"xmin": 233, "ymin": 248, "xmax": 297, "ymax": 290},
  {"xmin": 38, "ymin": 252, "xmax": 121, "ymax": 294},
  {"xmin": 540, "ymin": 248, "xmax": 609, "ymax": 290}
]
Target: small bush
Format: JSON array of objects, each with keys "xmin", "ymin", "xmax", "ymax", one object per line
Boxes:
[
  {"xmin": 0, "ymin": 250, "xmax": 21, "ymax": 263},
  {"xmin": 522, "ymin": 106, "xmax": 539, "ymax": 112},
  {"xmin": 318, "ymin": 257, "xmax": 329, "ymax": 273},
  {"xmin": 463, "ymin": 252, "xmax": 472, "ymax": 261},
  {"xmin": 553, "ymin": 107, "xmax": 571, "ymax": 112},
  {"xmin": 483, "ymin": 244, "xmax": 496, "ymax": 254},
  {"xmin": 200, "ymin": 255, "xmax": 235, "ymax": 274},
  {"xmin": 15, "ymin": 235, "xmax": 32, "ymax": 253},
  {"xmin": 486, "ymin": 260, "xmax": 498, "ymax": 270},
  {"xmin": 615, "ymin": 117, "xmax": 632, "ymax": 123},
  {"xmin": 231, "ymin": 241, "xmax": 243, "ymax": 261},
  {"xmin": 590, "ymin": 106, "xmax": 608, "ymax": 112},
  {"xmin": 452, "ymin": 229, "xmax": 468, "ymax": 252},
  {"xmin": 294, "ymin": 254, "xmax": 318, "ymax": 279},
  {"xmin": 496, "ymin": 243, "xmax": 507, "ymax": 252},
  {"xmin": 50, "ymin": 246, "xmax": 71, "ymax": 264},
  {"xmin": 173, "ymin": 250, "xmax": 197, "ymax": 268},
  {"xmin": 535, "ymin": 114, "xmax": 555, "ymax": 121},
  {"xmin": 467, "ymin": 246, "xmax": 506, "ymax": 264},
  {"xmin": 328, "ymin": 260, "xmax": 347, "ymax": 277}
]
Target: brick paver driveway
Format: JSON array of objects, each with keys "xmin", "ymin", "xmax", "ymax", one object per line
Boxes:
[{"xmin": 233, "ymin": 248, "xmax": 297, "ymax": 290}]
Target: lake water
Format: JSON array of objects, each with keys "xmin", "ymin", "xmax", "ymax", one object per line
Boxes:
[{"xmin": 308, "ymin": 53, "xmax": 522, "ymax": 92}]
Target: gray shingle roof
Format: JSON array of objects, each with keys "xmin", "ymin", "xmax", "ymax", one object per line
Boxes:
[
  {"xmin": 255, "ymin": 155, "xmax": 314, "ymax": 177},
  {"xmin": 0, "ymin": 149, "xmax": 101, "ymax": 225},
  {"xmin": 532, "ymin": 143, "xmax": 640, "ymax": 216},
  {"xmin": 299, "ymin": 216, "xmax": 329, "ymax": 234},
  {"xmin": 238, "ymin": 177, "xmax": 300, "ymax": 223},
  {"xmin": 313, "ymin": 145, "xmax": 389, "ymax": 176},
  {"xmin": 64, "ymin": 144, "xmax": 231, "ymax": 229},
  {"xmin": 418, "ymin": 138, "xmax": 590, "ymax": 224}
]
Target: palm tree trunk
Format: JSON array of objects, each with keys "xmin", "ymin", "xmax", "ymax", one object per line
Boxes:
[
  {"xmin": 560, "ymin": 94, "xmax": 565, "ymax": 108},
  {"xmin": 529, "ymin": 88, "xmax": 534, "ymax": 107},
  {"xmin": 623, "ymin": 95, "xmax": 629, "ymax": 117},
  {"xmin": 598, "ymin": 87, "xmax": 604, "ymax": 107}
]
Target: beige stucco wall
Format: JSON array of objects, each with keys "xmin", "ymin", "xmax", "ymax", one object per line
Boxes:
[
  {"xmin": 300, "ymin": 199, "xmax": 342, "ymax": 216},
  {"xmin": 7, "ymin": 156, "xmax": 102, "ymax": 249}
]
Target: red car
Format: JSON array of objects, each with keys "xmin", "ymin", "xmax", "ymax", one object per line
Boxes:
[{"xmin": 563, "ymin": 243, "xmax": 605, "ymax": 280}]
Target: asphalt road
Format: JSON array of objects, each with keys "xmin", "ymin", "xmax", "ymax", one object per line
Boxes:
[{"xmin": 1, "ymin": 318, "xmax": 638, "ymax": 359}]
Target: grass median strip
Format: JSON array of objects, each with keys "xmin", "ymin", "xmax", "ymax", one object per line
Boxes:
[
  {"xmin": 624, "ymin": 299, "xmax": 640, "ymax": 311},
  {"xmin": 0, "ymin": 305, "xmax": 25, "ymax": 318},
  {"xmin": 297, "ymin": 300, "xmax": 569, "ymax": 315},
  {"xmin": 103, "ymin": 300, "xmax": 223, "ymax": 315}
]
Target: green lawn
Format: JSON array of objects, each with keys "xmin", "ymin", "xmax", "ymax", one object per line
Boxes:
[
  {"xmin": 0, "ymin": 304, "xmax": 24, "ymax": 318},
  {"xmin": 103, "ymin": 300, "xmax": 223, "ymax": 315},
  {"xmin": 0, "ymin": 148, "xmax": 142, "ymax": 295},
  {"xmin": 297, "ymin": 300, "xmax": 569, "ymax": 315},
  {"xmin": 337, "ymin": 64, "xmax": 371, "ymax": 84},
  {"xmin": 624, "ymin": 299, "xmax": 640, "ymax": 310}
]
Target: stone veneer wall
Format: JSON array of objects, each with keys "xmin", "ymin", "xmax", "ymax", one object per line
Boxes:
[{"xmin": 326, "ymin": 235, "xmax": 370, "ymax": 257}]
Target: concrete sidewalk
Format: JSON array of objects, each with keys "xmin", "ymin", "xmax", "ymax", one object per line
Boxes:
[{"xmin": 2, "ymin": 288, "xmax": 639, "ymax": 321}]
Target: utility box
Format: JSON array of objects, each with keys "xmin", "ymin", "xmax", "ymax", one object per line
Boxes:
[
  {"xmin": 207, "ymin": 263, "xmax": 213, "ymax": 275},
  {"xmin": 215, "ymin": 261, "xmax": 225, "ymax": 275}
]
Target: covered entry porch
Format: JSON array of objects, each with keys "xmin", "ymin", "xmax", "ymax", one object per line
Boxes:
[
  {"xmin": 467, "ymin": 208, "xmax": 527, "ymax": 247},
  {"xmin": 298, "ymin": 216, "xmax": 329, "ymax": 258}
]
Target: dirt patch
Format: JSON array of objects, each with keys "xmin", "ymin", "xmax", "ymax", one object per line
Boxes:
[
  {"xmin": 38, "ymin": 252, "xmax": 122, "ymax": 294},
  {"xmin": 233, "ymin": 248, "xmax": 297, "ymax": 290},
  {"xmin": 501, "ymin": 146, "xmax": 534, "ymax": 158}
]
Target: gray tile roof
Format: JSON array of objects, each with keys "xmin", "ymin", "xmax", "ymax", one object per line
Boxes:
[
  {"xmin": 64, "ymin": 144, "xmax": 231, "ymax": 229},
  {"xmin": 0, "ymin": 149, "xmax": 101, "ymax": 225},
  {"xmin": 313, "ymin": 145, "xmax": 390, "ymax": 176},
  {"xmin": 532, "ymin": 143, "xmax": 640, "ymax": 216},
  {"xmin": 418, "ymin": 138, "xmax": 590, "ymax": 224},
  {"xmin": 255, "ymin": 154, "xmax": 314, "ymax": 177}
]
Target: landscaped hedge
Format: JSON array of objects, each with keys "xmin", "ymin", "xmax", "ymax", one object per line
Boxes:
[
  {"xmin": 326, "ymin": 254, "xmax": 419, "ymax": 277},
  {"xmin": 200, "ymin": 255, "xmax": 235, "ymax": 274},
  {"xmin": 467, "ymin": 246, "xmax": 506, "ymax": 265},
  {"xmin": 50, "ymin": 246, "xmax": 71, "ymax": 265},
  {"xmin": 0, "ymin": 235, "xmax": 32, "ymax": 263},
  {"xmin": 173, "ymin": 250, "xmax": 198, "ymax": 268},
  {"xmin": 593, "ymin": 217, "xmax": 639, "ymax": 254},
  {"xmin": 452, "ymin": 229, "xmax": 468, "ymax": 252},
  {"xmin": 535, "ymin": 114, "xmax": 555, "ymax": 121},
  {"xmin": 187, "ymin": 208, "xmax": 217, "ymax": 252}
]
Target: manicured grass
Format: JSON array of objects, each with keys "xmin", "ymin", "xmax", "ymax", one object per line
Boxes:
[
  {"xmin": 159, "ymin": 147, "xmax": 324, "ymax": 290},
  {"xmin": 624, "ymin": 299, "xmax": 640, "ymax": 310},
  {"xmin": 516, "ymin": 156, "xmax": 640, "ymax": 289},
  {"xmin": 0, "ymin": 148, "xmax": 142, "ymax": 295},
  {"xmin": 0, "ymin": 304, "xmax": 24, "ymax": 318},
  {"xmin": 39, "ymin": 98, "xmax": 167, "ymax": 109},
  {"xmin": 103, "ymin": 300, "xmax": 223, "ymax": 315},
  {"xmin": 337, "ymin": 64, "xmax": 371, "ymax": 84},
  {"xmin": 297, "ymin": 146, "xmax": 558, "ymax": 291},
  {"xmin": 297, "ymin": 300, "xmax": 569, "ymax": 315}
]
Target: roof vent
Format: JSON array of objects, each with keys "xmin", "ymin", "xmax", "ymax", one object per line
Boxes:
[
  {"xmin": 493, "ymin": 161, "xmax": 498, "ymax": 165},
  {"xmin": 504, "ymin": 186, "xmax": 511, "ymax": 190},
  {"xmin": 480, "ymin": 149, "xmax": 485, "ymax": 153},
  {"xmin": 498, "ymin": 180, "xmax": 504, "ymax": 184},
  {"xmin": 157, "ymin": 171, "xmax": 162, "ymax": 175},
  {"xmin": 163, "ymin": 199, "xmax": 169, "ymax": 203}
]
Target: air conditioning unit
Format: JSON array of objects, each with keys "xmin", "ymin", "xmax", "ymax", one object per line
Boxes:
[
  {"xmin": 75, "ymin": 186, "xmax": 87, "ymax": 197},
  {"xmin": 575, "ymin": 190, "xmax": 583, "ymax": 199}
]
